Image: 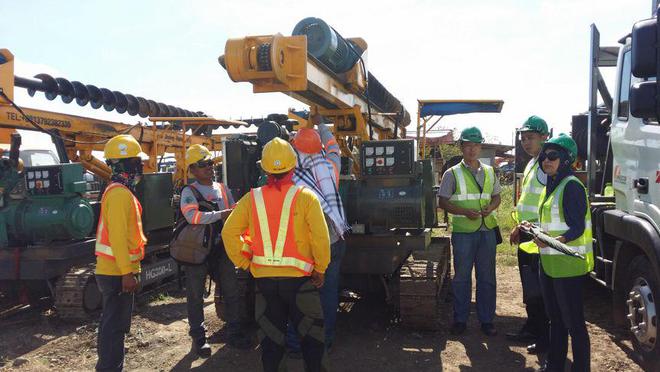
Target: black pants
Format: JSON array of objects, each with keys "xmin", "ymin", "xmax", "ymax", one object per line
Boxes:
[
  {"xmin": 96, "ymin": 275, "xmax": 134, "ymax": 372},
  {"xmin": 255, "ymin": 277, "xmax": 327, "ymax": 372},
  {"xmin": 518, "ymin": 249, "xmax": 549, "ymax": 344},
  {"xmin": 539, "ymin": 270, "xmax": 590, "ymax": 372}
]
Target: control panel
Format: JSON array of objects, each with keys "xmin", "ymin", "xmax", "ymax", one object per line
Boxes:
[
  {"xmin": 25, "ymin": 166, "xmax": 62, "ymax": 195},
  {"xmin": 360, "ymin": 139, "xmax": 415, "ymax": 177},
  {"xmin": 24, "ymin": 163, "xmax": 86, "ymax": 196}
]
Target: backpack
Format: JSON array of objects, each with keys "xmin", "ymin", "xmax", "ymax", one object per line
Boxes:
[{"xmin": 169, "ymin": 185, "xmax": 220, "ymax": 265}]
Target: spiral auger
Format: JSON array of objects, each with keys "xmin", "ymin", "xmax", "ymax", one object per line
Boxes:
[{"xmin": 14, "ymin": 74, "xmax": 206, "ymax": 119}]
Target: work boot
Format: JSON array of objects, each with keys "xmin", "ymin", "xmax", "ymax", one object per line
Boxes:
[
  {"xmin": 480, "ymin": 323, "xmax": 497, "ymax": 336},
  {"xmin": 505, "ymin": 327, "xmax": 537, "ymax": 343},
  {"xmin": 192, "ymin": 337, "xmax": 212, "ymax": 358},
  {"xmin": 450, "ymin": 322, "xmax": 467, "ymax": 335}
]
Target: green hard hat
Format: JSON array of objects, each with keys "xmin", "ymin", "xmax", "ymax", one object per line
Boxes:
[
  {"xmin": 518, "ymin": 115, "xmax": 549, "ymax": 135},
  {"xmin": 545, "ymin": 133, "xmax": 578, "ymax": 161},
  {"xmin": 458, "ymin": 126, "xmax": 484, "ymax": 143}
]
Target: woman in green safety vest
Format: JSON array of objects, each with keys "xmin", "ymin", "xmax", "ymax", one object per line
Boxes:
[
  {"xmin": 507, "ymin": 116, "xmax": 550, "ymax": 355},
  {"xmin": 522, "ymin": 133, "xmax": 594, "ymax": 372}
]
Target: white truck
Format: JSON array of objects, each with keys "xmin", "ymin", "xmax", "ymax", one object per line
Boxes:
[{"xmin": 567, "ymin": 2, "xmax": 660, "ymax": 367}]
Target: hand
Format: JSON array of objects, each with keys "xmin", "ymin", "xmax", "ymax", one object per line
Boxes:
[
  {"xmin": 220, "ymin": 209, "xmax": 232, "ymax": 221},
  {"xmin": 463, "ymin": 209, "xmax": 481, "ymax": 220},
  {"xmin": 310, "ymin": 270, "xmax": 325, "ymax": 288},
  {"xmin": 533, "ymin": 237, "xmax": 548, "ymax": 249},
  {"xmin": 480, "ymin": 207, "xmax": 494, "ymax": 217},
  {"xmin": 520, "ymin": 220, "xmax": 533, "ymax": 229},
  {"xmin": 121, "ymin": 273, "xmax": 138, "ymax": 293},
  {"xmin": 509, "ymin": 226, "xmax": 520, "ymax": 245}
]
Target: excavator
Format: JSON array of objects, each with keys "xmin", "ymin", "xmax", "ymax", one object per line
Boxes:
[
  {"xmin": 0, "ymin": 48, "xmax": 245, "ymax": 318},
  {"xmin": 219, "ymin": 17, "xmax": 449, "ymax": 329}
]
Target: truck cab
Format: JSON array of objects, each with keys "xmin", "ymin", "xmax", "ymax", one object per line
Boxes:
[
  {"xmin": 579, "ymin": 14, "xmax": 660, "ymax": 367},
  {"xmin": 610, "ymin": 40, "xmax": 660, "ymax": 224}
]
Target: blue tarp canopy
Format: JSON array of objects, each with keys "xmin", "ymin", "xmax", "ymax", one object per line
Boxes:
[{"xmin": 419, "ymin": 100, "xmax": 504, "ymax": 118}]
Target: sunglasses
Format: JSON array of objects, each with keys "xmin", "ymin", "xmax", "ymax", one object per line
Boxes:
[
  {"xmin": 193, "ymin": 160, "xmax": 214, "ymax": 168},
  {"xmin": 543, "ymin": 151, "xmax": 561, "ymax": 161}
]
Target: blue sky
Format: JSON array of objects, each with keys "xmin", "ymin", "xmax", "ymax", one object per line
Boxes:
[{"xmin": 0, "ymin": 0, "xmax": 653, "ymax": 150}]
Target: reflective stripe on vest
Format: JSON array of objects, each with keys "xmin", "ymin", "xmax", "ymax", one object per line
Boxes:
[
  {"xmin": 95, "ymin": 183, "xmax": 147, "ymax": 262},
  {"xmin": 538, "ymin": 176, "xmax": 594, "ymax": 278},
  {"xmin": 191, "ymin": 182, "xmax": 231, "ymax": 209},
  {"xmin": 218, "ymin": 182, "xmax": 231, "ymax": 209},
  {"xmin": 517, "ymin": 160, "xmax": 543, "ymax": 254},
  {"xmin": 449, "ymin": 162, "xmax": 498, "ymax": 233},
  {"xmin": 248, "ymin": 185, "xmax": 315, "ymax": 275},
  {"xmin": 516, "ymin": 159, "xmax": 544, "ymax": 224}
]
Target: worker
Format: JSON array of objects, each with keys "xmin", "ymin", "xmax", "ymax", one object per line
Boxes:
[
  {"xmin": 286, "ymin": 115, "xmax": 349, "ymax": 356},
  {"xmin": 437, "ymin": 126, "xmax": 501, "ymax": 336},
  {"xmin": 95, "ymin": 134, "xmax": 147, "ymax": 371},
  {"xmin": 521, "ymin": 134, "xmax": 593, "ymax": 372},
  {"xmin": 222, "ymin": 138, "xmax": 331, "ymax": 372},
  {"xmin": 179, "ymin": 144, "xmax": 250, "ymax": 357},
  {"xmin": 507, "ymin": 116, "xmax": 550, "ymax": 354}
]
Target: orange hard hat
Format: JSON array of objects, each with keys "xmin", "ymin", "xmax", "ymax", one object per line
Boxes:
[{"xmin": 293, "ymin": 128, "xmax": 322, "ymax": 154}]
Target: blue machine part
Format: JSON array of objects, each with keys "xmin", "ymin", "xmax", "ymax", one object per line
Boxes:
[{"xmin": 293, "ymin": 17, "xmax": 363, "ymax": 74}]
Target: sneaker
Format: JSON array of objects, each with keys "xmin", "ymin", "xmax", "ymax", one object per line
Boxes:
[
  {"xmin": 192, "ymin": 338, "xmax": 212, "ymax": 358},
  {"xmin": 480, "ymin": 323, "xmax": 497, "ymax": 336},
  {"xmin": 450, "ymin": 322, "xmax": 467, "ymax": 335}
]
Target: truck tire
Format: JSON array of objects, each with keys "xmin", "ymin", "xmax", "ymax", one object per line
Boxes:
[{"xmin": 625, "ymin": 255, "xmax": 660, "ymax": 368}]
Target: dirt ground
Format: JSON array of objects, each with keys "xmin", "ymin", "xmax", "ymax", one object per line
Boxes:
[{"xmin": 0, "ymin": 265, "xmax": 648, "ymax": 372}]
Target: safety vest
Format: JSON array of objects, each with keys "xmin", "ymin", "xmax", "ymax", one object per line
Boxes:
[
  {"xmin": 517, "ymin": 159, "xmax": 544, "ymax": 254},
  {"xmin": 538, "ymin": 175, "xmax": 594, "ymax": 278},
  {"xmin": 183, "ymin": 182, "xmax": 232, "ymax": 224},
  {"xmin": 240, "ymin": 184, "xmax": 315, "ymax": 275},
  {"xmin": 449, "ymin": 162, "xmax": 498, "ymax": 233},
  {"xmin": 95, "ymin": 183, "xmax": 147, "ymax": 263}
]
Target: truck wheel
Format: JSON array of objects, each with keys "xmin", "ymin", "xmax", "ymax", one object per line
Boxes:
[{"xmin": 625, "ymin": 255, "xmax": 660, "ymax": 367}]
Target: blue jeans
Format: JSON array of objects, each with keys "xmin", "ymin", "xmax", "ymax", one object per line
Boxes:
[
  {"xmin": 451, "ymin": 230, "xmax": 497, "ymax": 324},
  {"xmin": 96, "ymin": 275, "xmax": 134, "ymax": 372},
  {"xmin": 540, "ymin": 271, "xmax": 590, "ymax": 372},
  {"xmin": 287, "ymin": 239, "xmax": 346, "ymax": 350}
]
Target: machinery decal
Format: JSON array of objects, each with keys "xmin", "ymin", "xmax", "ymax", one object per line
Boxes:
[{"xmin": 6, "ymin": 111, "xmax": 71, "ymax": 128}]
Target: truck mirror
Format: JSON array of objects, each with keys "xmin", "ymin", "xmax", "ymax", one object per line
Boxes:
[
  {"xmin": 630, "ymin": 81, "xmax": 657, "ymax": 118},
  {"xmin": 630, "ymin": 12, "xmax": 660, "ymax": 119},
  {"xmin": 631, "ymin": 17, "xmax": 657, "ymax": 78}
]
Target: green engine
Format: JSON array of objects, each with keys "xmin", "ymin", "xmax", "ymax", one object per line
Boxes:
[{"xmin": 0, "ymin": 162, "xmax": 95, "ymax": 246}]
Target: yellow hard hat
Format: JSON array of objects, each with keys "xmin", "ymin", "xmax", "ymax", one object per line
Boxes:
[
  {"xmin": 104, "ymin": 135, "xmax": 143, "ymax": 160},
  {"xmin": 186, "ymin": 144, "xmax": 213, "ymax": 167},
  {"xmin": 261, "ymin": 138, "xmax": 296, "ymax": 174}
]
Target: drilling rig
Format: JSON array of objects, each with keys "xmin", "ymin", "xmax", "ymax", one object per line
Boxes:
[
  {"xmin": 219, "ymin": 17, "xmax": 450, "ymax": 329},
  {"xmin": 0, "ymin": 48, "xmax": 244, "ymax": 318}
]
